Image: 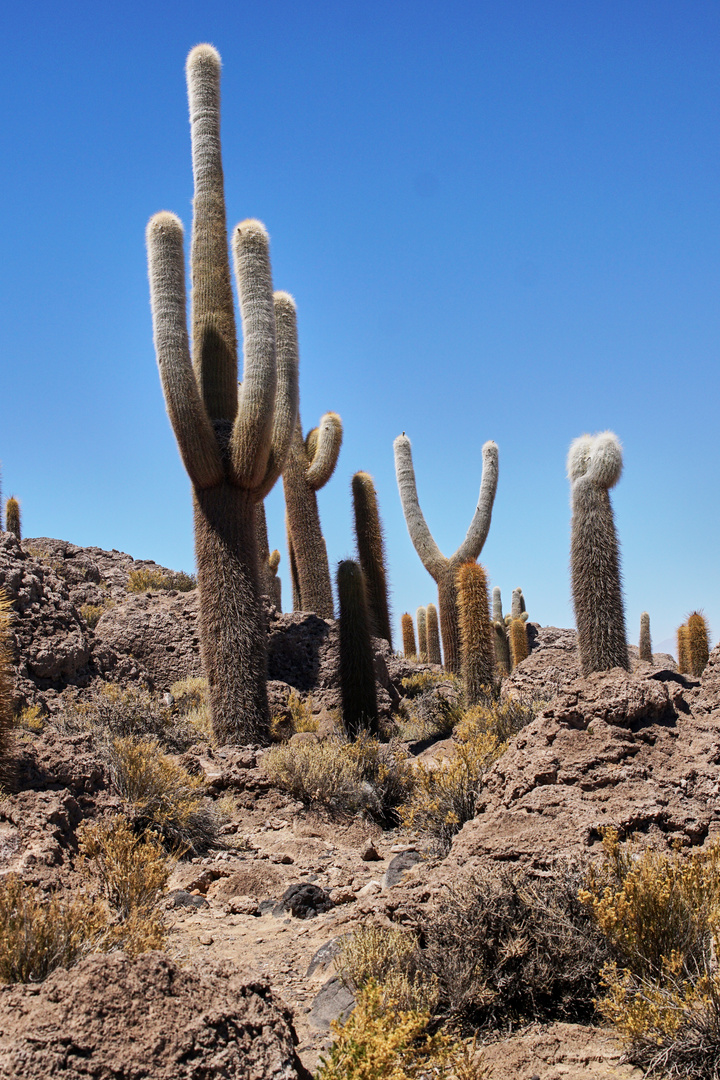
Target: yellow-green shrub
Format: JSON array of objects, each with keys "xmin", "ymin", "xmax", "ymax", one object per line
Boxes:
[
  {"xmin": 127, "ymin": 567, "xmax": 196, "ymax": 593},
  {"xmin": 108, "ymin": 736, "xmax": 219, "ymax": 854},
  {"xmin": 78, "ymin": 817, "xmax": 170, "ymax": 919},
  {"xmin": 580, "ymin": 829, "xmax": 720, "ymax": 1077},
  {"xmin": 58, "ymin": 683, "xmax": 200, "ymax": 752}
]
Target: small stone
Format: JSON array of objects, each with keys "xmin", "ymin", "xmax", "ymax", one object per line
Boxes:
[
  {"xmin": 356, "ymin": 880, "xmax": 382, "ymax": 898},
  {"xmin": 197, "ymin": 933, "xmax": 214, "ymax": 946},
  {"xmin": 225, "ymin": 894, "xmax": 259, "ymax": 916},
  {"xmin": 272, "ymin": 853, "xmax": 294, "ymax": 864},
  {"xmin": 390, "ymin": 844, "xmax": 417, "ymax": 854},
  {"xmin": 329, "ymin": 887, "xmax": 356, "ymax": 905},
  {"xmin": 360, "ymin": 839, "xmax": 381, "ymax": 861}
]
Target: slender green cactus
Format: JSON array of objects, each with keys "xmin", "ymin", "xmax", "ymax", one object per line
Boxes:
[
  {"xmin": 491, "ymin": 585, "xmax": 510, "ymax": 674},
  {"xmin": 5, "ymin": 498, "xmax": 20, "ymax": 541},
  {"xmin": 146, "ymin": 45, "xmax": 299, "ymax": 744},
  {"xmin": 337, "ymin": 560, "xmax": 379, "ymax": 738},
  {"xmin": 394, "ymin": 433, "xmax": 499, "ymax": 674},
  {"xmin": 687, "ymin": 611, "xmax": 710, "ymax": 677},
  {"xmin": 416, "ymin": 606, "xmax": 427, "ymax": 662},
  {"xmin": 511, "ymin": 588, "xmax": 522, "ymax": 618},
  {"xmin": 425, "ymin": 602, "xmax": 442, "ymax": 665},
  {"xmin": 509, "ymin": 617, "xmax": 529, "ymax": 669},
  {"xmin": 492, "ymin": 586, "xmax": 503, "ymax": 623},
  {"xmin": 282, "ymin": 411, "xmax": 342, "ymax": 619},
  {"xmin": 677, "ymin": 624, "xmax": 690, "ymax": 674},
  {"xmin": 457, "ymin": 563, "xmax": 494, "ymax": 705},
  {"xmin": 639, "ymin": 612, "xmax": 652, "ymax": 663},
  {"xmin": 567, "ymin": 431, "xmax": 629, "ymax": 676},
  {"xmin": 401, "ymin": 613, "xmax": 417, "ymax": 658},
  {"xmin": 352, "ymin": 471, "xmax": 392, "ymax": 647},
  {"xmin": 0, "ymin": 591, "xmax": 13, "ymax": 761}
]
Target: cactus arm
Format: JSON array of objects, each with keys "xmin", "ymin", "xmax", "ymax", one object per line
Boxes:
[
  {"xmin": 186, "ymin": 45, "xmax": 238, "ymax": 421},
  {"xmin": 305, "ymin": 412, "xmax": 343, "ymax": 491},
  {"xmin": 454, "ymin": 440, "xmax": 499, "ymax": 565},
  {"xmin": 254, "ymin": 291, "xmax": 300, "ymax": 499},
  {"xmin": 393, "ymin": 434, "xmax": 444, "ymax": 576},
  {"xmin": 146, "ymin": 213, "xmax": 224, "ymax": 490},
  {"xmin": 229, "ymin": 220, "xmax": 278, "ymax": 487}
]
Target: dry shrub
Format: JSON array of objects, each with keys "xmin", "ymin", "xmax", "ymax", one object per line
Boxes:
[
  {"xmin": 127, "ymin": 567, "xmax": 196, "ymax": 592},
  {"xmin": 57, "ymin": 683, "xmax": 200, "ymax": 752},
  {"xmin": 420, "ymin": 865, "xmax": 606, "ymax": 1030},
  {"xmin": 401, "ymin": 671, "xmax": 458, "ymax": 697},
  {"xmin": 580, "ymin": 829, "xmax": 720, "ymax": 1077},
  {"xmin": 79, "ymin": 602, "xmax": 114, "ymax": 629},
  {"xmin": 316, "ymin": 980, "xmax": 488, "ymax": 1080},
  {"xmin": 78, "ymin": 817, "xmax": 170, "ymax": 918},
  {"xmin": 169, "ymin": 676, "xmax": 212, "ymax": 741},
  {"xmin": 463, "ymin": 694, "xmax": 542, "ymax": 743},
  {"xmin": 338, "ymin": 926, "xmax": 438, "ymax": 1017},
  {"xmin": 264, "ymin": 733, "xmax": 413, "ymax": 824},
  {"xmin": 270, "ymin": 691, "xmax": 318, "ymax": 742},
  {"xmin": 399, "ymin": 723, "xmax": 505, "ymax": 852},
  {"xmin": 108, "ymin": 736, "xmax": 220, "ymax": 854},
  {"xmin": 14, "ymin": 703, "xmax": 44, "ymax": 732}
]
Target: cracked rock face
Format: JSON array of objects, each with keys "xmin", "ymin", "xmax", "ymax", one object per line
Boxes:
[{"xmin": 0, "ymin": 951, "xmax": 312, "ymax": 1080}]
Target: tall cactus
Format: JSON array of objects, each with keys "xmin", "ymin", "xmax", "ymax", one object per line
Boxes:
[
  {"xmin": 394, "ymin": 434, "xmax": 499, "ymax": 674},
  {"xmin": 337, "ymin": 560, "xmax": 379, "ymax": 738},
  {"xmin": 425, "ymin": 602, "xmax": 442, "ymax": 665},
  {"xmin": 351, "ymin": 471, "xmax": 392, "ymax": 647},
  {"xmin": 508, "ymin": 618, "xmax": 529, "ymax": 669},
  {"xmin": 5, "ymin": 498, "xmax": 20, "ymax": 541},
  {"xmin": 283, "ymin": 412, "xmax": 342, "ymax": 619},
  {"xmin": 416, "ymin": 606, "xmax": 428, "ymax": 662},
  {"xmin": 639, "ymin": 612, "xmax": 652, "ymax": 663},
  {"xmin": 687, "ymin": 611, "xmax": 710, "ymax": 677},
  {"xmin": 457, "ymin": 563, "xmax": 494, "ymax": 705},
  {"xmin": 146, "ymin": 45, "xmax": 298, "ymax": 744},
  {"xmin": 401, "ymin": 613, "xmax": 417, "ymax": 658},
  {"xmin": 677, "ymin": 624, "xmax": 690, "ymax": 674},
  {"xmin": 567, "ymin": 431, "xmax": 629, "ymax": 676},
  {"xmin": 491, "ymin": 585, "xmax": 510, "ymax": 674}
]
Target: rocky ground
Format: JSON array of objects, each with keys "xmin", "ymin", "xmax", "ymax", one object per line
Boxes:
[{"xmin": 1, "ymin": 534, "xmax": 718, "ymax": 1079}]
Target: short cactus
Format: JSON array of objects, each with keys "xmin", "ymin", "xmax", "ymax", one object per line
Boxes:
[
  {"xmin": 394, "ymin": 433, "xmax": 499, "ymax": 674},
  {"xmin": 401, "ymin": 613, "xmax": 417, "ymax": 658},
  {"xmin": 492, "ymin": 586, "xmax": 503, "ymax": 623},
  {"xmin": 567, "ymin": 431, "xmax": 629, "ymax": 675},
  {"xmin": 677, "ymin": 624, "xmax": 690, "ymax": 674},
  {"xmin": 687, "ymin": 611, "xmax": 710, "ymax": 677},
  {"xmin": 425, "ymin": 603, "xmax": 442, "ymax": 665},
  {"xmin": 416, "ymin": 607, "xmax": 428, "ymax": 662},
  {"xmin": 5, "ymin": 498, "xmax": 20, "ymax": 541},
  {"xmin": 337, "ymin": 560, "xmax": 378, "ymax": 738},
  {"xmin": 352, "ymin": 471, "xmax": 392, "ymax": 647},
  {"xmin": 638, "ymin": 612, "xmax": 652, "ymax": 663},
  {"xmin": 509, "ymin": 617, "xmax": 529, "ymax": 669},
  {"xmin": 457, "ymin": 562, "xmax": 494, "ymax": 705},
  {"xmin": 146, "ymin": 46, "xmax": 299, "ymax": 744},
  {"xmin": 493, "ymin": 620, "xmax": 511, "ymax": 675},
  {"xmin": 283, "ymin": 411, "xmax": 342, "ymax": 619}
]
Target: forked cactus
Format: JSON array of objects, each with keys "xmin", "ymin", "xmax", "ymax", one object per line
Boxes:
[
  {"xmin": 283, "ymin": 411, "xmax": 342, "ymax": 619},
  {"xmin": 146, "ymin": 45, "xmax": 299, "ymax": 744},
  {"xmin": 567, "ymin": 432, "xmax": 629, "ymax": 675},
  {"xmin": 352, "ymin": 471, "xmax": 392, "ymax": 647},
  {"xmin": 394, "ymin": 433, "xmax": 499, "ymax": 674},
  {"xmin": 426, "ymin": 603, "xmax": 442, "ymax": 665},
  {"xmin": 401, "ymin": 613, "xmax": 417, "ymax": 658}
]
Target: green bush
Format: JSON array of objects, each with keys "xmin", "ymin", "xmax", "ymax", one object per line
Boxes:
[{"xmin": 127, "ymin": 567, "xmax": 196, "ymax": 593}]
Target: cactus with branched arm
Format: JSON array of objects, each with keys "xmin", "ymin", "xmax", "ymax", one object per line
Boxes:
[
  {"xmin": 5, "ymin": 499, "xmax": 20, "ymax": 541},
  {"xmin": 639, "ymin": 612, "xmax": 652, "ymax": 663},
  {"xmin": 394, "ymin": 433, "xmax": 499, "ymax": 674},
  {"xmin": 567, "ymin": 431, "xmax": 629, "ymax": 676},
  {"xmin": 352, "ymin": 471, "xmax": 392, "ymax": 647},
  {"xmin": 337, "ymin": 560, "xmax": 378, "ymax": 738},
  {"xmin": 426, "ymin": 603, "xmax": 442, "ymax": 665},
  {"xmin": 146, "ymin": 45, "xmax": 299, "ymax": 744},
  {"xmin": 401, "ymin": 613, "xmax": 417, "ymax": 658},
  {"xmin": 283, "ymin": 411, "xmax": 342, "ymax": 618}
]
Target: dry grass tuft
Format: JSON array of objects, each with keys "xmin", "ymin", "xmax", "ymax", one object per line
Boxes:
[{"xmin": 127, "ymin": 567, "xmax": 196, "ymax": 593}]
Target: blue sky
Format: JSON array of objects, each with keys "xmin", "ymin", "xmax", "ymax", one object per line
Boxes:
[{"xmin": 1, "ymin": 1, "xmax": 718, "ymax": 655}]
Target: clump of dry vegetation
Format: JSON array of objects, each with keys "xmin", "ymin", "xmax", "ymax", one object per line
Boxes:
[
  {"xmin": 264, "ymin": 732, "xmax": 414, "ymax": 824},
  {"xmin": 580, "ymin": 829, "xmax": 720, "ymax": 1078},
  {"xmin": 108, "ymin": 735, "xmax": 221, "ymax": 854},
  {"xmin": 126, "ymin": 567, "xmax": 196, "ymax": 593},
  {"xmin": 56, "ymin": 683, "xmax": 201, "ymax": 752},
  {"xmin": 169, "ymin": 676, "xmax": 212, "ymax": 741}
]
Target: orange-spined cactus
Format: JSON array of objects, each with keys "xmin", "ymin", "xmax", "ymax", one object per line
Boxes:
[{"xmin": 457, "ymin": 562, "xmax": 494, "ymax": 705}]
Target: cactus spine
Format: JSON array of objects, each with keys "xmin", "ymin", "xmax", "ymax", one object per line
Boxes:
[
  {"xmin": 677, "ymin": 624, "xmax": 690, "ymax": 674},
  {"xmin": 337, "ymin": 560, "xmax": 379, "ymax": 738},
  {"xmin": 687, "ymin": 611, "xmax": 710, "ymax": 677},
  {"xmin": 426, "ymin": 603, "xmax": 442, "ymax": 665},
  {"xmin": 509, "ymin": 618, "xmax": 529, "ymax": 669},
  {"xmin": 146, "ymin": 46, "xmax": 299, "ymax": 744},
  {"xmin": 639, "ymin": 612, "xmax": 652, "ymax": 663},
  {"xmin": 567, "ymin": 432, "xmax": 629, "ymax": 676},
  {"xmin": 457, "ymin": 563, "xmax": 494, "ymax": 705},
  {"xmin": 416, "ymin": 607, "xmax": 427, "ymax": 662},
  {"xmin": 394, "ymin": 434, "xmax": 499, "ymax": 674},
  {"xmin": 401, "ymin": 613, "xmax": 417, "ymax": 658},
  {"xmin": 5, "ymin": 498, "xmax": 20, "ymax": 541},
  {"xmin": 282, "ymin": 411, "xmax": 342, "ymax": 619},
  {"xmin": 351, "ymin": 471, "xmax": 392, "ymax": 647}
]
